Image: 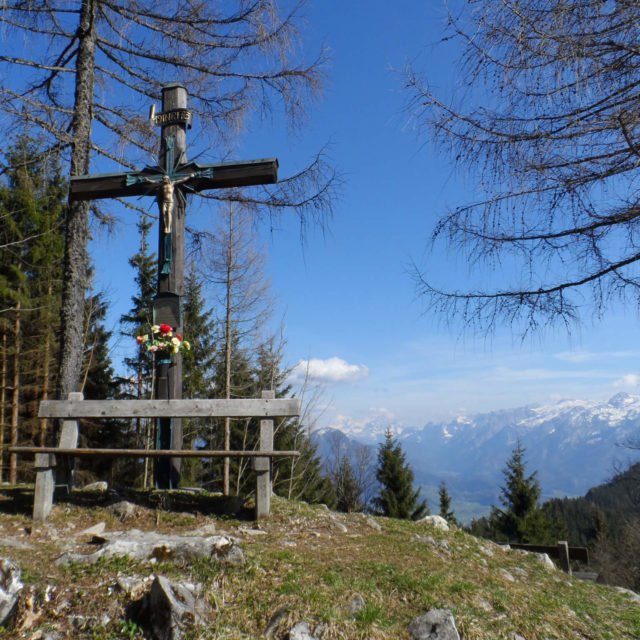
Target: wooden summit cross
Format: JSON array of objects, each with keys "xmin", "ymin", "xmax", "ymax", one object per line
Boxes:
[{"xmin": 70, "ymin": 83, "xmax": 278, "ymax": 489}]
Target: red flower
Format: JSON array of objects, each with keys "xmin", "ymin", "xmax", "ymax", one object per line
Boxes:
[
  {"xmin": 176, "ymin": 333, "xmax": 183, "ymax": 341},
  {"xmin": 159, "ymin": 324, "xmax": 172, "ymax": 334}
]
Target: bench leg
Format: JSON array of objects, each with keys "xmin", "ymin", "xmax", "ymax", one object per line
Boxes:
[
  {"xmin": 33, "ymin": 453, "xmax": 56, "ymax": 522},
  {"xmin": 255, "ymin": 418, "xmax": 273, "ymax": 519},
  {"xmin": 55, "ymin": 392, "xmax": 82, "ymax": 494},
  {"xmin": 254, "ymin": 391, "xmax": 274, "ymax": 519},
  {"xmin": 56, "ymin": 418, "xmax": 79, "ymax": 493},
  {"xmin": 558, "ymin": 541, "xmax": 572, "ymax": 575}
]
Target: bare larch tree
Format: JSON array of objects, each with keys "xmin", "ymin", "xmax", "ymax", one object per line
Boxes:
[
  {"xmin": 406, "ymin": 0, "xmax": 640, "ymax": 335},
  {"xmin": 0, "ymin": 0, "xmax": 336, "ymax": 397}
]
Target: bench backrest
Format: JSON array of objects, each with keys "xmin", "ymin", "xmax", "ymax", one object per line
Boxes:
[{"xmin": 39, "ymin": 398, "xmax": 300, "ymax": 419}]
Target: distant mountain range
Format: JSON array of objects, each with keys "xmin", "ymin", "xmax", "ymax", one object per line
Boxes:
[{"xmin": 314, "ymin": 392, "xmax": 640, "ymax": 522}]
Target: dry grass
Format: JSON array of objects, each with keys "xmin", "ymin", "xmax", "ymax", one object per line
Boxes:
[{"xmin": 0, "ymin": 489, "xmax": 638, "ymax": 639}]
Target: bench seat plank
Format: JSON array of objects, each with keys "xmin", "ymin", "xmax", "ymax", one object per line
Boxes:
[{"xmin": 38, "ymin": 398, "xmax": 300, "ymax": 419}]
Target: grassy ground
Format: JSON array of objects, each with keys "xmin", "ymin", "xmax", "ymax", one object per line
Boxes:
[{"xmin": 0, "ymin": 488, "xmax": 638, "ymax": 639}]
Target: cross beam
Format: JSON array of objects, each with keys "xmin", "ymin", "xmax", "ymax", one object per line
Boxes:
[{"xmin": 69, "ymin": 158, "xmax": 278, "ymax": 201}]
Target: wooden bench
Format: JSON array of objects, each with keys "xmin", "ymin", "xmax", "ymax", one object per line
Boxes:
[
  {"xmin": 509, "ymin": 541, "xmax": 589, "ymax": 575},
  {"xmin": 10, "ymin": 391, "xmax": 300, "ymax": 522}
]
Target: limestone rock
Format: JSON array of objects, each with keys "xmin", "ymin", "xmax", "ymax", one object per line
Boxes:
[
  {"xmin": 416, "ymin": 515, "xmax": 450, "ymax": 532},
  {"xmin": 538, "ymin": 553, "xmax": 556, "ymax": 571},
  {"xmin": 139, "ymin": 575, "xmax": 206, "ymax": 640},
  {"xmin": 55, "ymin": 530, "xmax": 244, "ymax": 566},
  {"xmin": 82, "ymin": 481, "xmax": 108, "ymax": 492},
  {"xmin": 615, "ymin": 586, "xmax": 640, "ymax": 602},
  {"xmin": 79, "ymin": 522, "xmax": 107, "ymax": 537},
  {"xmin": 348, "ymin": 593, "xmax": 366, "ymax": 616},
  {"xmin": 416, "ymin": 535, "xmax": 450, "ymax": 552},
  {"xmin": 364, "ymin": 516, "xmax": 382, "ymax": 531},
  {"xmin": 265, "ymin": 607, "xmax": 289, "ymax": 638},
  {"xmin": 107, "ymin": 501, "xmax": 137, "ymax": 521},
  {"xmin": 116, "ymin": 575, "xmax": 153, "ymax": 599},
  {"xmin": 408, "ymin": 608, "xmax": 460, "ymax": 640},
  {"xmin": 288, "ymin": 621, "xmax": 319, "ymax": 640},
  {"xmin": 0, "ymin": 558, "xmax": 23, "ymax": 626},
  {"xmin": 500, "ymin": 569, "xmax": 516, "ymax": 583},
  {"xmin": 327, "ymin": 515, "xmax": 348, "ymax": 533}
]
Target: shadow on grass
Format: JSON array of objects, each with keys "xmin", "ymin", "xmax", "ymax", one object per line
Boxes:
[{"xmin": 0, "ymin": 484, "xmax": 255, "ymax": 521}]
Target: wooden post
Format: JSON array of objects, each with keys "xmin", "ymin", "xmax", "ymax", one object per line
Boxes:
[
  {"xmin": 155, "ymin": 83, "xmax": 187, "ymax": 489},
  {"xmin": 254, "ymin": 390, "xmax": 274, "ymax": 519},
  {"xmin": 557, "ymin": 541, "xmax": 572, "ymax": 575},
  {"xmin": 33, "ymin": 453, "xmax": 56, "ymax": 522},
  {"xmin": 57, "ymin": 391, "xmax": 82, "ymax": 492}
]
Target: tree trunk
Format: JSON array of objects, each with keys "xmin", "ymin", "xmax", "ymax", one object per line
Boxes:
[
  {"xmin": 223, "ymin": 212, "xmax": 234, "ymax": 495},
  {"xmin": 39, "ymin": 283, "xmax": 53, "ymax": 447},
  {"xmin": 58, "ymin": 0, "xmax": 96, "ymax": 399},
  {"xmin": 10, "ymin": 302, "xmax": 21, "ymax": 484},
  {"xmin": 0, "ymin": 333, "xmax": 7, "ymax": 483}
]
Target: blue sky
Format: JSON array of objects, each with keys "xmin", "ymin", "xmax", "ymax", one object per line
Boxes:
[{"xmin": 91, "ymin": 1, "xmax": 640, "ymax": 431}]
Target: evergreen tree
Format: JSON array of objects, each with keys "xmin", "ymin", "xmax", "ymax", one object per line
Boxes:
[
  {"xmin": 118, "ymin": 217, "xmax": 156, "ymax": 487},
  {"xmin": 254, "ymin": 336, "xmax": 334, "ymax": 505},
  {"xmin": 334, "ymin": 456, "xmax": 364, "ymax": 513},
  {"xmin": 180, "ymin": 263, "xmax": 217, "ymax": 485},
  {"xmin": 491, "ymin": 442, "xmax": 551, "ymax": 543},
  {"xmin": 182, "ymin": 263, "xmax": 216, "ymax": 400},
  {"xmin": 373, "ymin": 430, "xmax": 428, "ymax": 520},
  {"xmin": 0, "ymin": 140, "xmax": 65, "ymax": 482},
  {"xmin": 438, "ymin": 482, "xmax": 457, "ymax": 525},
  {"xmin": 77, "ymin": 290, "xmax": 125, "ymax": 485},
  {"xmin": 119, "ymin": 217, "xmax": 156, "ymax": 400}
]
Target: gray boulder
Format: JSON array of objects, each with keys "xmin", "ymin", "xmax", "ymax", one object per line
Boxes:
[
  {"xmin": 140, "ymin": 575, "xmax": 206, "ymax": 640},
  {"xmin": 416, "ymin": 516, "xmax": 450, "ymax": 531},
  {"xmin": 288, "ymin": 621, "xmax": 319, "ymax": 640},
  {"xmin": 107, "ymin": 500, "xmax": 137, "ymax": 521},
  {"xmin": 348, "ymin": 593, "xmax": 366, "ymax": 616},
  {"xmin": 82, "ymin": 481, "xmax": 108, "ymax": 493},
  {"xmin": 56, "ymin": 529, "xmax": 244, "ymax": 566},
  {"xmin": 0, "ymin": 558, "xmax": 23, "ymax": 626},
  {"xmin": 408, "ymin": 608, "xmax": 460, "ymax": 640}
]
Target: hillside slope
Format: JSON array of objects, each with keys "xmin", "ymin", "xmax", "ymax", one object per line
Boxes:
[{"xmin": 0, "ymin": 490, "xmax": 638, "ymax": 639}]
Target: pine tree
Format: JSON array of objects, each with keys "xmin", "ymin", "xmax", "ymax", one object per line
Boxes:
[
  {"xmin": 180, "ymin": 263, "xmax": 217, "ymax": 486},
  {"xmin": 334, "ymin": 457, "xmax": 364, "ymax": 513},
  {"xmin": 117, "ymin": 217, "xmax": 157, "ymax": 486},
  {"xmin": 119, "ymin": 217, "xmax": 156, "ymax": 400},
  {"xmin": 373, "ymin": 430, "xmax": 428, "ymax": 520},
  {"xmin": 77, "ymin": 290, "xmax": 125, "ymax": 484},
  {"xmin": 0, "ymin": 140, "xmax": 65, "ymax": 482},
  {"xmin": 438, "ymin": 482, "xmax": 457, "ymax": 525},
  {"xmin": 491, "ymin": 441, "xmax": 551, "ymax": 543}
]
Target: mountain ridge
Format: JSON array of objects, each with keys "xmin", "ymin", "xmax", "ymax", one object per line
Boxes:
[{"xmin": 315, "ymin": 393, "xmax": 640, "ymax": 520}]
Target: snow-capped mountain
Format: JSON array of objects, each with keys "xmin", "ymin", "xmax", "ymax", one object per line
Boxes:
[
  {"xmin": 317, "ymin": 412, "xmax": 420, "ymax": 446},
  {"xmin": 317, "ymin": 393, "xmax": 640, "ymax": 520}
]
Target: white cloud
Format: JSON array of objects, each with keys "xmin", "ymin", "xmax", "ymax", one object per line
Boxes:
[
  {"xmin": 613, "ymin": 373, "xmax": 640, "ymax": 388},
  {"xmin": 291, "ymin": 357, "xmax": 369, "ymax": 384},
  {"xmin": 554, "ymin": 349, "xmax": 640, "ymax": 363},
  {"xmin": 554, "ymin": 350, "xmax": 596, "ymax": 363}
]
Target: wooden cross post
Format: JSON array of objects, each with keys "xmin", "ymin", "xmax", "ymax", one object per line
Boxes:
[{"xmin": 70, "ymin": 83, "xmax": 278, "ymax": 489}]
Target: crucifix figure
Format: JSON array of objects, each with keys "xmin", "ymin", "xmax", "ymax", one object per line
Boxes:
[
  {"xmin": 160, "ymin": 174, "xmax": 192, "ymax": 233},
  {"xmin": 70, "ymin": 83, "xmax": 278, "ymax": 489}
]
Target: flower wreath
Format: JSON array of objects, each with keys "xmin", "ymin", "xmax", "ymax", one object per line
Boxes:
[{"xmin": 136, "ymin": 323, "xmax": 191, "ymax": 354}]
